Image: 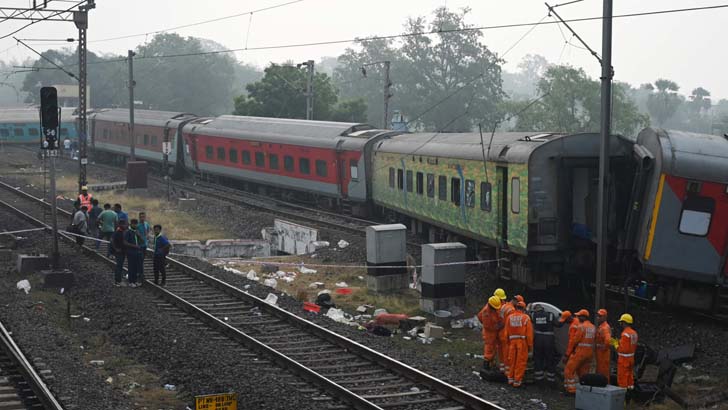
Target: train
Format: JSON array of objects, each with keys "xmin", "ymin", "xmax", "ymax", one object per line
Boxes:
[
  {"xmin": 86, "ymin": 108, "xmax": 728, "ymax": 314},
  {"xmin": 0, "ymin": 107, "xmax": 79, "ymax": 145}
]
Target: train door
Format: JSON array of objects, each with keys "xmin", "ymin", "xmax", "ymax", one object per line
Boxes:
[{"xmin": 497, "ymin": 166, "xmax": 508, "ymax": 243}]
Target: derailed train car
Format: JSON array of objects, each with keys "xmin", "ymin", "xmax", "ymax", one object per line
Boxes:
[{"xmin": 0, "ymin": 107, "xmax": 78, "ymax": 144}]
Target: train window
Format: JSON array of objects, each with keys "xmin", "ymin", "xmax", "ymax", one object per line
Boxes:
[
  {"xmin": 60, "ymin": 128, "xmax": 68, "ymax": 137},
  {"xmin": 406, "ymin": 170, "xmax": 413, "ymax": 192},
  {"xmin": 465, "ymin": 179, "xmax": 475, "ymax": 208},
  {"xmin": 397, "ymin": 169, "xmax": 404, "ymax": 190},
  {"xmin": 300, "ymin": 158, "xmax": 311, "ymax": 174},
  {"xmin": 29, "ymin": 128, "xmax": 39, "ymax": 137},
  {"xmin": 143, "ymin": 134, "xmax": 149, "ymax": 145},
  {"xmin": 255, "ymin": 152, "xmax": 265, "ymax": 167},
  {"xmin": 242, "ymin": 150, "xmax": 251, "ymax": 165},
  {"xmin": 0, "ymin": 129, "xmax": 8, "ymax": 137},
  {"xmin": 315, "ymin": 160, "xmax": 327, "ymax": 177},
  {"xmin": 438, "ymin": 176, "xmax": 447, "ymax": 200},
  {"xmin": 205, "ymin": 146, "xmax": 213, "ymax": 159},
  {"xmin": 389, "ymin": 168, "xmax": 395, "ymax": 188},
  {"xmin": 103, "ymin": 129, "xmax": 108, "ymax": 138},
  {"xmin": 511, "ymin": 178, "xmax": 521, "ymax": 213},
  {"xmin": 14, "ymin": 128, "xmax": 23, "ymax": 137},
  {"xmin": 151, "ymin": 135, "xmax": 158, "ymax": 146},
  {"xmin": 451, "ymin": 177, "xmax": 461, "ymax": 205},
  {"xmin": 416, "ymin": 172, "xmax": 424, "ymax": 195},
  {"xmin": 229, "ymin": 149, "xmax": 238, "ymax": 163},
  {"xmin": 480, "ymin": 182, "xmax": 492, "ymax": 211},
  {"xmin": 427, "ymin": 174, "xmax": 435, "ymax": 198},
  {"xmin": 217, "ymin": 147, "xmax": 225, "ymax": 160},
  {"xmin": 678, "ymin": 195, "xmax": 714, "ymax": 236},
  {"xmin": 269, "ymin": 154, "xmax": 279, "ymax": 170},
  {"xmin": 350, "ymin": 160, "xmax": 358, "ymax": 180},
  {"xmin": 284, "ymin": 155, "xmax": 294, "ymax": 171}
]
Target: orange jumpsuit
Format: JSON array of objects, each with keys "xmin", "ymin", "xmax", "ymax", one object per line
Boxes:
[
  {"xmin": 477, "ymin": 304, "xmax": 501, "ymax": 364},
  {"xmin": 497, "ymin": 302, "xmax": 515, "ymax": 373},
  {"xmin": 596, "ymin": 321, "xmax": 612, "ymax": 380},
  {"xmin": 564, "ymin": 320, "xmax": 595, "ymax": 393},
  {"xmin": 617, "ymin": 326, "xmax": 638, "ymax": 389},
  {"xmin": 505, "ymin": 310, "xmax": 533, "ymax": 387}
]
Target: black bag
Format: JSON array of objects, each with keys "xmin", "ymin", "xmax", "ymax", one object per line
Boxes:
[{"xmin": 580, "ymin": 373, "xmax": 608, "ymax": 387}]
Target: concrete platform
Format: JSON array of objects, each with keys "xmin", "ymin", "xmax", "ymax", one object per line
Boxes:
[
  {"xmin": 420, "ymin": 296, "xmax": 466, "ymax": 314},
  {"xmin": 16, "ymin": 254, "xmax": 49, "ymax": 274},
  {"xmin": 178, "ymin": 198, "xmax": 197, "ymax": 211},
  {"xmin": 87, "ymin": 181, "xmax": 126, "ymax": 191},
  {"xmin": 366, "ymin": 273, "xmax": 408, "ymax": 293}
]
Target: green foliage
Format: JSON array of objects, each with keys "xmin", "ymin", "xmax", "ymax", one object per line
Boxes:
[
  {"xmin": 334, "ymin": 7, "xmax": 504, "ymax": 131},
  {"xmin": 330, "ymin": 99, "xmax": 368, "ymax": 123},
  {"xmin": 509, "ymin": 65, "xmax": 648, "ymax": 135},
  {"xmin": 646, "ymin": 78, "xmax": 682, "ymax": 127}
]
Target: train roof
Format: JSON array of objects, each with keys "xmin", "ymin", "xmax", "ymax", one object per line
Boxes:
[
  {"xmin": 637, "ymin": 128, "xmax": 728, "ymax": 184},
  {"xmin": 0, "ymin": 107, "xmax": 77, "ymax": 123},
  {"xmin": 183, "ymin": 115, "xmax": 378, "ymax": 149},
  {"xmin": 374, "ymin": 131, "xmax": 566, "ymax": 163},
  {"xmin": 90, "ymin": 108, "xmax": 197, "ymax": 127}
]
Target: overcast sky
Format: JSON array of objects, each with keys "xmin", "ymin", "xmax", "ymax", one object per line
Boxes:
[{"xmin": 1, "ymin": 0, "xmax": 726, "ymax": 99}]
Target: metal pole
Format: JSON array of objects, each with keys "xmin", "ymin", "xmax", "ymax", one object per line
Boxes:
[
  {"xmin": 74, "ymin": 9, "xmax": 88, "ymax": 193},
  {"xmin": 49, "ymin": 153, "xmax": 60, "ymax": 268},
  {"xmin": 128, "ymin": 50, "xmax": 136, "ymax": 161},
  {"xmin": 383, "ymin": 61, "xmax": 391, "ymax": 129},
  {"xmin": 595, "ymin": 0, "xmax": 613, "ymax": 312},
  {"xmin": 306, "ymin": 60, "xmax": 314, "ymax": 120}
]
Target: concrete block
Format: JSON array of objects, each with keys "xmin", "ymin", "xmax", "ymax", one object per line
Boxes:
[
  {"xmin": 265, "ymin": 220, "xmax": 319, "ymax": 255},
  {"xmin": 88, "ymin": 181, "xmax": 126, "ymax": 192},
  {"xmin": 424, "ymin": 323, "xmax": 444, "ymax": 338},
  {"xmin": 0, "ymin": 248, "xmax": 12, "ymax": 262},
  {"xmin": 366, "ymin": 273, "xmax": 408, "ymax": 293},
  {"xmin": 420, "ymin": 297, "xmax": 466, "ymax": 314},
  {"xmin": 421, "ymin": 243, "xmax": 466, "ymax": 303},
  {"xmin": 177, "ymin": 198, "xmax": 197, "ymax": 211},
  {"xmin": 170, "ymin": 239, "xmax": 270, "ymax": 259},
  {"xmin": 575, "ymin": 385, "xmax": 626, "ymax": 410},
  {"xmin": 366, "ymin": 224, "xmax": 406, "ymax": 264},
  {"xmin": 16, "ymin": 254, "xmax": 49, "ymax": 274}
]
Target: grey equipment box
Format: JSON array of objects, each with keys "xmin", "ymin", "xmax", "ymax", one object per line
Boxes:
[
  {"xmin": 575, "ymin": 384, "xmax": 626, "ymax": 410},
  {"xmin": 365, "ymin": 224, "xmax": 407, "ymax": 264}
]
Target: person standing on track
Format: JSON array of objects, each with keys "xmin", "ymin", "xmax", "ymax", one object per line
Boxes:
[
  {"xmin": 124, "ymin": 218, "xmax": 144, "ymax": 287},
  {"xmin": 615, "ymin": 313, "xmax": 638, "ymax": 390},
  {"xmin": 563, "ymin": 309, "xmax": 595, "ymax": 394},
  {"xmin": 596, "ymin": 309, "xmax": 612, "ymax": 381},
  {"xmin": 477, "ymin": 295, "xmax": 502, "ymax": 370},
  {"xmin": 111, "ymin": 219, "xmax": 129, "ymax": 286},
  {"xmin": 494, "ymin": 288, "xmax": 513, "ymax": 374},
  {"xmin": 152, "ymin": 224, "xmax": 170, "ymax": 286},
  {"xmin": 531, "ymin": 304, "xmax": 557, "ymax": 383},
  {"xmin": 97, "ymin": 203, "xmax": 117, "ymax": 255},
  {"xmin": 88, "ymin": 199, "xmax": 102, "ymax": 243},
  {"xmin": 137, "ymin": 212, "xmax": 151, "ymax": 282},
  {"xmin": 505, "ymin": 301, "xmax": 533, "ymax": 388},
  {"xmin": 113, "ymin": 203, "xmax": 128, "ymax": 225},
  {"xmin": 78, "ymin": 186, "xmax": 93, "ymax": 212},
  {"xmin": 71, "ymin": 204, "xmax": 89, "ymax": 246}
]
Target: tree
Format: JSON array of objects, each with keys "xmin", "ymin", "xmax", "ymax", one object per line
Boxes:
[
  {"xmin": 334, "ymin": 7, "xmax": 504, "ymax": 131},
  {"xmin": 646, "ymin": 78, "xmax": 682, "ymax": 127},
  {"xmin": 233, "ymin": 63, "xmax": 361, "ymax": 122},
  {"xmin": 509, "ymin": 65, "xmax": 648, "ymax": 135}
]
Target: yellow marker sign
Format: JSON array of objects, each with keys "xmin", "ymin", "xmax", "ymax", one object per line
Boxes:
[{"xmin": 195, "ymin": 393, "xmax": 237, "ymax": 410}]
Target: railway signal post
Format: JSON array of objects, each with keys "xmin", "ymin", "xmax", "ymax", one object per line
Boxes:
[
  {"xmin": 40, "ymin": 86, "xmax": 60, "ymax": 269},
  {"xmin": 74, "ymin": 1, "xmax": 95, "ymax": 193}
]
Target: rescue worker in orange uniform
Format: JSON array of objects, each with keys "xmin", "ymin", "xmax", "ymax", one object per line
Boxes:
[
  {"xmin": 78, "ymin": 186, "xmax": 93, "ymax": 212},
  {"xmin": 595, "ymin": 309, "xmax": 612, "ymax": 381},
  {"xmin": 615, "ymin": 313, "xmax": 638, "ymax": 389},
  {"xmin": 505, "ymin": 301, "xmax": 533, "ymax": 387},
  {"xmin": 563, "ymin": 309, "xmax": 595, "ymax": 394},
  {"xmin": 494, "ymin": 288, "xmax": 513, "ymax": 374},
  {"xmin": 477, "ymin": 296, "xmax": 502, "ymax": 370},
  {"xmin": 557, "ymin": 311, "xmax": 579, "ymax": 361}
]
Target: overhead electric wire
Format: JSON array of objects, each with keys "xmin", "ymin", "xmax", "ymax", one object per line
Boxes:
[
  {"xmin": 90, "ymin": 0, "xmax": 306, "ymax": 43},
  {"xmin": 0, "ymin": 0, "xmax": 85, "ymax": 40}
]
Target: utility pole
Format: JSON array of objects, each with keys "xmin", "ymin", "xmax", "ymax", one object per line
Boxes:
[
  {"xmin": 73, "ymin": 1, "xmax": 95, "ymax": 193},
  {"xmin": 595, "ymin": 0, "xmax": 614, "ymax": 312},
  {"xmin": 128, "ymin": 50, "xmax": 136, "ymax": 161},
  {"xmin": 298, "ymin": 60, "xmax": 315, "ymax": 120},
  {"xmin": 383, "ymin": 61, "xmax": 392, "ymax": 129}
]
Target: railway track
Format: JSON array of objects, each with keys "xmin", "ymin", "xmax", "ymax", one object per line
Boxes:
[
  {"xmin": 0, "ymin": 179, "xmax": 501, "ymax": 410},
  {"xmin": 0, "ymin": 319, "xmax": 63, "ymax": 410}
]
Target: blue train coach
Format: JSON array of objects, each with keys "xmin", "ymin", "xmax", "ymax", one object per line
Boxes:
[{"xmin": 0, "ymin": 107, "xmax": 78, "ymax": 144}]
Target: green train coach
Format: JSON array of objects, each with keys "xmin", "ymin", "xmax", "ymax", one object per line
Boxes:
[{"xmin": 370, "ymin": 131, "xmax": 635, "ymax": 288}]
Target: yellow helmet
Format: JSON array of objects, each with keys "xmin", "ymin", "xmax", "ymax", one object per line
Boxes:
[
  {"xmin": 81, "ymin": 186, "xmax": 88, "ymax": 190},
  {"xmin": 619, "ymin": 313, "xmax": 633, "ymax": 324},
  {"xmin": 488, "ymin": 295, "xmax": 501, "ymax": 309},
  {"xmin": 494, "ymin": 288, "xmax": 507, "ymax": 300}
]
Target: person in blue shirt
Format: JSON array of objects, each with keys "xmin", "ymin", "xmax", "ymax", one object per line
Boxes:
[
  {"xmin": 113, "ymin": 203, "xmax": 129, "ymax": 225},
  {"xmin": 152, "ymin": 224, "xmax": 170, "ymax": 286},
  {"xmin": 137, "ymin": 212, "xmax": 151, "ymax": 282},
  {"xmin": 124, "ymin": 218, "xmax": 143, "ymax": 287}
]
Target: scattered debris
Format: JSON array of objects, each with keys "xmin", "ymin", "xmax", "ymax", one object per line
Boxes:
[
  {"xmin": 315, "ymin": 292, "xmax": 335, "ymax": 309},
  {"xmin": 298, "ymin": 266, "xmax": 317, "ymax": 274},
  {"xmin": 325, "ymin": 308, "xmax": 348, "ymax": 323},
  {"xmin": 450, "ymin": 319, "xmax": 464, "ymax": 329},
  {"xmin": 89, "ymin": 360, "xmax": 105, "ymax": 366},
  {"xmin": 246, "ymin": 270, "xmax": 259, "ymax": 281},
  {"xmin": 463, "ymin": 315, "xmax": 483, "ymax": 330},
  {"xmin": 356, "ymin": 305, "xmax": 368, "ymax": 313},
  {"xmin": 263, "ymin": 293, "xmax": 278, "ymax": 305},
  {"xmin": 334, "ymin": 288, "xmax": 353, "ymax": 295},
  {"xmin": 105, "ymin": 377, "xmax": 113, "ymax": 384},
  {"xmin": 223, "ymin": 266, "xmax": 244, "ymax": 275},
  {"xmin": 372, "ymin": 313, "xmax": 409, "ymax": 327},
  {"xmin": 373, "ymin": 308, "xmax": 388, "ymax": 317},
  {"xmin": 164, "ymin": 384, "xmax": 176, "ymax": 391},
  {"xmin": 303, "ymin": 302, "xmax": 321, "ymax": 313},
  {"xmin": 335, "ymin": 281, "xmax": 348, "ymax": 288},
  {"xmin": 357, "ymin": 276, "xmax": 364, "ymax": 280},
  {"xmin": 16, "ymin": 279, "xmax": 31, "ymax": 294},
  {"xmin": 308, "ymin": 282, "xmax": 325, "ymax": 289},
  {"xmin": 263, "ymin": 278, "xmax": 277, "ymax": 289},
  {"xmin": 425, "ymin": 323, "xmax": 444, "ymax": 339},
  {"xmin": 337, "ymin": 239, "xmax": 350, "ymax": 249},
  {"xmin": 83, "ymin": 317, "xmax": 91, "ymax": 322}
]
